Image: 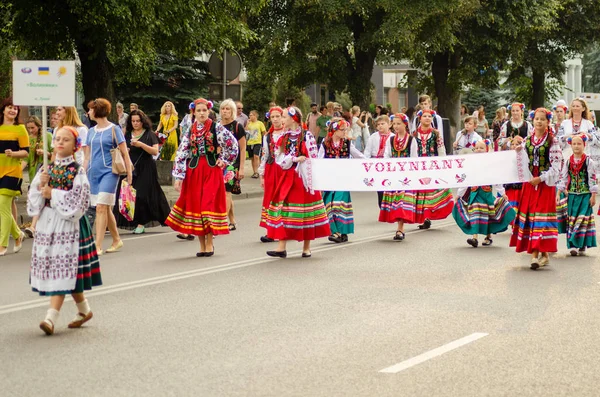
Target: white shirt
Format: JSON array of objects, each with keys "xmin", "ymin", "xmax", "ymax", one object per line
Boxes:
[
  {"xmin": 453, "ymin": 130, "xmax": 482, "ymax": 154},
  {"xmin": 364, "ymin": 132, "xmax": 394, "ymax": 158}
]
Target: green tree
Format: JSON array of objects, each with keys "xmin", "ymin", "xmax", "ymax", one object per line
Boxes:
[
  {"xmin": 583, "ymin": 45, "xmax": 600, "ymax": 93},
  {"xmin": 6, "ymin": 0, "xmax": 262, "ymax": 108},
  {"xmin": 116, "ymin": 53, "xmax": 211, "ymax": 121}
]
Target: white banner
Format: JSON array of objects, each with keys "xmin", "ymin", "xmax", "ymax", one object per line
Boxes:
[
  {"xmin": 311, "ymin": 151, "xmax": 529, "ymax": 191},
  {"xmin": 12, "ymin": 60, "xmax": 76, "ymax": 106}
]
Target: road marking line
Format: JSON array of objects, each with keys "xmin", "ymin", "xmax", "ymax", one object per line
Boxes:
[
  {"xmin": 379, "ymin": 332, "xmax": 489, "ymax": 374},
  {"xmin": 0, "ymin": 221, "xmax": 455, "ymax": 315}
]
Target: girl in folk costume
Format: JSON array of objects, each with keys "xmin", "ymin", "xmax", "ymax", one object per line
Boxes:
[
  {"xmin": 499, "ymin": 103, "xmax": 533, "ymax": 150},
  {"xmin": 28, "ymin": 126, "xmax": 101, "ymax": 336},
  {"xmin": 378, "ymin": 113, "xmax": 419, "ymax": 241},
  {"xmin": 557, "ymin": 98, "xmax": 600, "ymax": 162},
  {"xmin": 364, "ymin": 115, "xmax": 394, "ymax": 208},
  {"xmin": 552, "ymin": 102, "xmax": 568, "ymax": 135},
  {"xmin": 557, "ymin": 134, "xmax": 597, "ymax": 256},
  {"xmin": 453, "ymin": 116, "xmax": 483, "ymax": 155},
  {"xmin": 258, "ymin": 106, "xmax": 285, "ymax": 243},
  {"xmin": 511, "ymin": 108, "xmax": 563, "ymax": 270},
  {"xmin": 318, "ymin": 118, "xmax": 365, "ymax": 243},
  {"xmin": 166, "ymin": 98, "xmax": 239, "ymax": 257},
  {"xmin": 452, "ymin": 140, "xmax": 516, "ymax": 248},
  {"xmin": 413, "ymin": 109, "xmax": 454, "ymax": 230},
  {"xmin": 265, "ymin": 107, "xmax": 330, "ymax": 258}
]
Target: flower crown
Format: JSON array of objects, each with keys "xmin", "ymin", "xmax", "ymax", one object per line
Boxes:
[
  {"xmin": 286, "ymin": 107, "xmax": 301, "ymax": 124},
  {"xmin": 553, "ymin": 104, "xmax": 568, "ymax": 113},
  {"xmin": 265, "ymin": 106, "xmax": 283, "ymax": 120},
  {"xmin": 417, "ymin": 109, "xmax": 436, "ymax": 118},
  {"xmin": 390, "ymin": 113, "xmax": 409, "ymax": 125},
  {"xmin": 188, "ymin": 102, "xmax": 195, "ymax": 110},
  {"xmin": 325, "ymin": 119, "xmax": 348, "ymax": 131},
  {"xmin": 566, "ymin": 134, "xmax": 588, "ymax": 146},
  {"xmin": 529, "ymin": 108, "xmax": 553, "ymax": 121},
  {"xmin": 507, "ymin": 103, "xmax": 525, "ymax": 111},
  {"xmin": 194, "ymin": 98, "xmax": 213, "ymax": 110},
  {"xmin": 57, "ymin": 126, "xmax": 82, "ymax": 152}
]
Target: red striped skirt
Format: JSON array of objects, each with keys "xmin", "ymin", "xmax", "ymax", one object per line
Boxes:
[
  {"xmin": 259, "ymin": 162, "xmax": 283, "ymax": 229},
  {"xmin": 165, "ymin": 157, "xmax": 229, "ymax": 236}
]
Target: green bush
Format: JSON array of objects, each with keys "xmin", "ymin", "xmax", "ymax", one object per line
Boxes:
[{"xmin": 160, "ymin": 141, "xmax": 176, "ymax": 161}]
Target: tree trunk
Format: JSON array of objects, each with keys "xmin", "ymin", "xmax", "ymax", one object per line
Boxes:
[
  {"xmin": 76, "ymin": 40, "xmax": 116, "ymax": 119},
  {"xmin": 432, "ymin": 51, "xmax": 461, "ymax": 145},
  {"xmin": 531, "ymin": 67, "xmax": 545, "ymax": 109},
  {"xmin": 347, "ymin": 48, "xmax": 377, "ymax": 111}
]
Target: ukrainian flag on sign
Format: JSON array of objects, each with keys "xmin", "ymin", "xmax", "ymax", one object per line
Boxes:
[{"xmin": 38, "ymin": 67, "xmax": 49, "ymax": 75}]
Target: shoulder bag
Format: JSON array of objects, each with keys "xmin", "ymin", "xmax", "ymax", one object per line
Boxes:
[{"xmin": 110, "ymin": 126, "xmax": 127, "ymax": 175}]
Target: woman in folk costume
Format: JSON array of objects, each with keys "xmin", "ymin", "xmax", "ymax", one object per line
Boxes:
[
  {"xmin": 452, "ymin": 140, "xmax": 516, "ymax": 248},
  {"xmin": 258, "ymin": 106, "xmax": 285, "ymax": 243},
  {"xmin": 265, "ymin": 107, "xmax": 330, "ymax": 258},
  {"xmin": 318, "ymin": 117, "xmax": 364, "ymax": 243},
  {"xmin": 556, "ymin": 134, "xmax": 597, "ymax": 256},
  {"xmin": 511, "ymin": 108, "xmax": 563, "ymax": 270},
  {"xmin": 378, "ymin": 113, "xmax": 419, "ymax": 241},
  {"xmin": 165, "ymin": 98, "xmax": 239, "ymax": 257},
  {"xmin": 552, "ymin": 102, "xmax": 568, "ymax": 135},
  {"xmin": 28, "ymin": 126, "xmax": 101, "ymax": 336},
  {"xmin": 364, "ymin": 114, "xmax": 394, "ymax": 208},
  {"xmin": 498, "ymin": 103, "xmax": 533, "ymax": 150},
  {"xmin": 557, "ymin": 98, "xmax": 600, "ymax": 162},
  {"xmin": 413, "ymin": 109, "xmax": 454, "ymax": 229}
]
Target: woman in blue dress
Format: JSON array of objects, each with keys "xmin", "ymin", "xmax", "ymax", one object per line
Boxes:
[{"xmin": 83, "ymin": 98, "xmax": 133, "ymax": 255}]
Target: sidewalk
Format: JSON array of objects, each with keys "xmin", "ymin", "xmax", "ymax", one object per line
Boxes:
[{"xmin": 13, "ymin": 159, "xmax": 264, "ymax": 227}]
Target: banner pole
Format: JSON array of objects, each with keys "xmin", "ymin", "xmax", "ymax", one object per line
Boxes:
[{"xmin": 42, "ymin": 105, "xmax": 48, "ymax": 169}]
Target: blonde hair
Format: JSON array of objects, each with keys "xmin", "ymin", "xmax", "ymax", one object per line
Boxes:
[
  {"xmin": 219, "ymin": 99, "xmax": 237, "ymax": 121},
  {"xmin": 58, "ymin": 106, "xmax": 85, "ymax": 128},
  {"xmin": 160, "ymin": 101, "xmax": 178, "ymax": 117},
  {"xmin": 375, "ymin": 115, "xmax": 390, "ymax": 124},
  {"xmin": 494, "ymin": 107, "xmax": 506, "ymax": 123},
  {"xmin": 351, "ymin": 106, "xmax": 360, "ymax": 115},
  {"xmin": 568, "ymin": 98, "xmax": 591, "ymax": 120}
]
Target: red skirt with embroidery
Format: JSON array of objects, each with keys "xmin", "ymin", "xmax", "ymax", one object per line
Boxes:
[
  {"xmin": 509, "ymin": 181, "xmax": 558, "ymax": 253},
  {"xmin": 265, "ymin": 168, "xmax": 331, "ymax": 241},
  {"xmin": 166, "ymin": 157, "xmax": 229, "ymax": 236},
  {"xmin": 259, "ymin": 162, "xmax": 283, "ymax": 229}
]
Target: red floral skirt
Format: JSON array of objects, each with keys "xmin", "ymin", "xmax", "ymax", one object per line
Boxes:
[{"xmin": 259, "ymin": 162, "xmax": 283, "ymax": 229}]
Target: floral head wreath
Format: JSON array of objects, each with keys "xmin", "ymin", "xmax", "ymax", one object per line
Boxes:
[
  {"xmin": 194, "ymin": 98, "xmax": 213, "ymax": 110},
  {"xmin": 566, "ymin": 134, "xmax": 588, "ymax": 146},
  {"xmin": 529, "ymin": 108, "xmax": 553, "ymax": 121},
  {"xmin": 325, "ymin": 119, "xmax": 348, "ymax": 135},
  {"xmin": 265, "ymin": 106, "xmax": 283, "ymax": 120},
  {"xmin": 58, "ymin": 125, "xmax": 82, "ymax": 152},
  {"xmin": 390, "ymin": 113, "xmax": 410, "ymax": 127},
  {"xmin": 553, "ymin": 104, "xmax": 568, "ymax": 113},
  {"xmin": 188, "ymin": 102, "xmax": 195, "ymax": 110},
  {"xmin": 417, "ymin": 109, "xmax": 436, "ymax": 119},
  {"xmin": 286, "ymin": 107, "xmax": 302, "ymax": 124},
  {"xmin": 507, "ymin": 103, "xmax": 525, "ymax": 112}
]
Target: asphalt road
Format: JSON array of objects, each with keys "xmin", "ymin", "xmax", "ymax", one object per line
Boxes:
[{"xmin": 1, "ymin": 192, "xmax": 600, "ymax": 396}]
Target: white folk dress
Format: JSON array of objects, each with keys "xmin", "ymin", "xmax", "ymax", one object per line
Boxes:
[{"xmin": 28, "ymin": 156, "xmax": 91, "ymax": 294}]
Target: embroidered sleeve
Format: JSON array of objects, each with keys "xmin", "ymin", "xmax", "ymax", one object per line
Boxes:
[
  {"xmin": 258, "ymin": 134, "xmax": 269, "ymax": 176},
  {"xmin": 516, "ymin": 142, "xmax": 532, "ymax": 182},
  {"xmin": 557, "ymin": 159, "xmax": 569, "ymax": 192},
  {"xmin": 588, "ymin": 158, "xmax": 598, "ymax": 193},
  {"xmin": 303, "ymin": 131, "xmax": 319, "ymax": 159},
  {"xmin": 27, "ymin": 169, "xmax": 45, "ymax": 217},
  {"xmin": 276, "ymin": 135, "xmax": 294, "ymax": 170},
  {"xmin": 586, "ymin": 122, "xmax": 600, "ymax": 147},
  {"xmin": 526, "ymin": 122, "xmax": 534, "ymax": 137},
  {"xmin": 540, "ymin": 138, "xmax": 564, "ymax": 186},
  {"xmin": 172, "ymin": 127, "xmax": 190, "ymax": 180},
  {"xmin": 556, "ymin": 121, "xmax": 568, "ymax": 149},
  {"xmin": 50, "ymin": 168, "xmax": 90, "ymax": 222},
  {"xmin": 436, "ymin": 130, "xmax": 447, "ymax": 157},
  {"xmin": 349, "ymin": 142, "xmax": 365, "ymax": 159},
  {"xmin": 216, "ymin": 123, "xmax": 239, "ymax": 165}
]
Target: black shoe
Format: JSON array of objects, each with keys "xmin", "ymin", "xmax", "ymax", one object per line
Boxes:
[
  {"xmin": 196, "ymin": 252, "xmax": 205, "ymax": 257},
  {"xmin": 186, "ymin": 235, "xmax": 195, "ymax": 241},
  {"xmin": 267, "ymin": 250, "xmax": 287, "ymax": 258},
  {"xmin": 177, "ymin": 234, "xmax": 190, "ymax": 240},
  {"xmin": 393, "ymin": 231, "xmax": 405, "ymax": 241},
  {"xmin": 328, "ymin": 234, "xmax": 342, "ymax": 243},
  {"xmin": 482, "ymin": 237, "xmax": 493, "ymax": 246},
  {"xmin": 467, "ymin": 238, "xmax": 478, "ymax": 248},
  {"xmin": 418, "ymin": 219, "xmax": 431, "ymax": 230},
  {"xmin": 341, "ymin": 234, "xmax": 348, "ymax": 242},
  {"xmin": 260, "ymin": 235, "xmax": 275, "ymax": 243},
  {"xmin": 302, "ymin": 251, "xmax": 312, "ymax": 258},
  {"xmin": 204, "ymin": 250, "xmax": 214, "ymax": 257}
]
